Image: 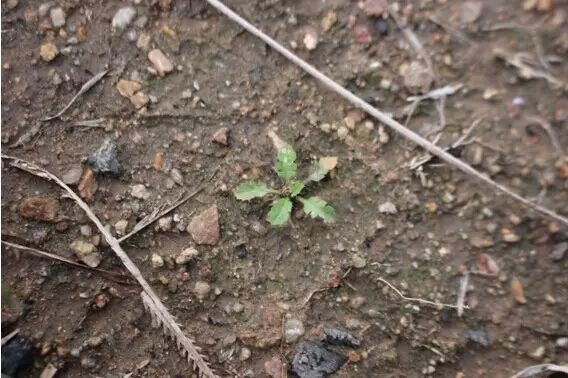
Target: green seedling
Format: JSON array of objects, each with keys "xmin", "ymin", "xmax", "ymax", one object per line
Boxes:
[{"xmin": 234, "ymin": 145, "xmax": 337, "ymax": 226}]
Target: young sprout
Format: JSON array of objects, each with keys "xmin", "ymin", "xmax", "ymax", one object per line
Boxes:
[{"xmin": 234, "ymin": 144, "xmax": 337, "ymax": 226}]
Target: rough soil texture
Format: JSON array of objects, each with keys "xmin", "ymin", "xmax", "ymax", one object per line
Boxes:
[{"xmin": 2, "ymin": 0, "xmax": 568, "ymax": 377}]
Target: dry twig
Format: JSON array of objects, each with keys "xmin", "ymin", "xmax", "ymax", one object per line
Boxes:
[
  {"xmin": 456, "ymin": 272, "xmax": 469, "ymax": 317},
  {"xmin": 1, "ymin": 154, "xmax": 218, "ymax": 378},
  {"xmin": 204, "ymin": 0, "xmax": 568, "ymax": 227},
  {"xmin": 1, "ymin": 328, "xmax": 20, "ymax": 346},
  {"xmin": 43, "ymin": 69, "xmax": 109, "ymax": 121},
  {"xmin": 377, "ymin": 277, "xmax": 465, "ymax": 310},
  {"xmin": 509, "ymin": 364, "xmax": 568, "ymax": 378},
  {"xmin": 1, "ymin": 240, "xmax": 133, "ymax": 284}
]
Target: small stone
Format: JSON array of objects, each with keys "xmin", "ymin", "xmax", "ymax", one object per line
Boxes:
[
  {"xmin": 130, "ymin": 91, "xmax": 149, "ymax": 109},
  {"xmin": 459, "ymin": 1, "xmax": 483, "ymax": 24},
  {"xmin": 354, "ymin": 25, "xmax": 371, "ymax": 44},
  {"xmin": 114, "ymin": 220, "xmax": 128, "ymax": 236},
  {"xmin": 537, "ymin": 0, "xmax": 553, "ymax": 12},
  {"xmin": 511, "ymin": 278, "xmax": 527, "ymax": 304},
  {"xmin": 131, "ymin": 184, "xmax": 150, "ymax": 200},
  {"xmin": 170, "ymin": 168, "xmax": 184, "ymax": 185},
  {"xmin": 116, "ymin": 79, "xmax": 141, "ymax": 98},
  {"xmin": 550, "ymin": 242, "xmax": 567, "ymax": 261},
  {"xmin": 151, "ymin": 253, "xmax": 164, "ymax": 269},
  {"xmin": 464, "ymin": 327, "xmax": 490, "ymax": 347},
  {"xmin": 87, "ymin": 139, "xmax": 121, "ymax": 175},
  {"xmin": 374, "ymin": 18, "xmax": 389, "ymax": 35},
  {"xmin": 19, "ymin": 196, "xmax": 59, "ymax": 222},
  {"xmin": 379, "ymin": 201, "xmax": 397, "ymax": 214},
  {"xmin": 188, "ymin": 205, "xmax": 220, "ymax": 245},
  {"xmin": 378, "ymin": 125, "xmax": 389, "ymax": 144},
  {"xmin": 470, "ymin": 235, "xmax": 494, "ymax": 248},
  {"xmin": 148, "ymin": 49, "xmax": 173, "ymax": 76},
  {"xmin": 80, "ymin": 357, "xmax": 96, "ymax": 369},
  {"xmin": 285, "ymin": 319, "xmax": 305, "ymax": 343},
  {"xmin": 62, "ymin": 166, "xmax": 83, "ymax": 185},
  {"xmin": 157, "ymin": 216, "xmax": 172, "ymax": 232},
  {"xmin": 337, "ymin": 126, "xmax": 349, "ymax": 139},
  {"xmin": 136, "ymin": 33, "xmax": 152, "ymax": 51},
  {"xmin": 40, "ymin": 42, "xmax": 58, "ymax": 62},
  {"xmin": 176, "ymin": 247, "xmax": 199, "ymax": 265},
  {"xmin": 321, "ymin": 11, "xmax": 337, "ymax": 31},
  {"xmin": 80, "ymin": 225, "xmax": 92, "ymax": 237},
  {"xmin": 501, "ymin": 228, "xmax": 520, "ymax": 243},
  {"xmin": 78, "ymin": 168, "xmax": 97, "ymax": 200},
  {"xmin": 351, "ymin": 254, "xmax": 366, "ymax": 269},
  {"xmin": 112, "ymin": 7, "xmax": 136, "ymax": 29},
  {"xmin": 70, "ymin": 240, "xmax": 101, "ymax": 268},
  {"xmin": 265, "ymin": 356, "xmax": 285, "ymax": 378},
  {"xmin": 193, "ymin": 281, "xmax": 211, "ymax": 300},
  {"xmin": 50, "ymin": 7, "xmax": 65, "ymax": 28},
  {"xmin": 556, "ymin": 337, "xmax": 568, "ymax": 348},
  {"xmin": 181, "ymin": 89, "xmax": 192, "ymax": 99},
  {"xmin": 85, "ymin": 335, "xmax": 104, "ymax": 348},
  {"xmin": 303, "ymin": 29, "xmax": 318, "ymax": 50},
  {"xmin": 239, "ymin": 347, "xmax": 251, "ymax": 361},
  {"xmin": 482, "ymin": 88, "xmax": 501, "ymax": 101},
  {"xmin": 350, "ymin": 296, "xmax": 366, "ymax": 309},
  {"xmin": 530, "ymin": 346, "xmax": 545, "ymax": 360},
  {"xmin": 232, "ymin": 302, "xmax": 244, "ymax": 313},
  {"xmin": 442, "ymin": 192, "xmax": 455, "ymax": 203},
  {"xmin": 6, "ymin": 0, "xmax": 18, "ymax": 10},
  {"xmin": 403, "ymin": 61, "xmax": 432, "ymax": 93},
  {"xmin": 212, "ymin": 127, "xmax": 229, "ymax": 145}
]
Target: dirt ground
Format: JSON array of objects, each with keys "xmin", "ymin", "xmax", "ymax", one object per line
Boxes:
[{"xmin": 2, "ymin": 0, "xmax": 568, "ymax": 377}]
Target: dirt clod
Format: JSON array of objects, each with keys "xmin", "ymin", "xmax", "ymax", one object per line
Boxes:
[
  {"xmin": 188, "ymin": 205, "xmax": 220, "ymax": 245},
  {"xmin": 19, "ymin": 196, "xmax": 59, "ymax": 222}
]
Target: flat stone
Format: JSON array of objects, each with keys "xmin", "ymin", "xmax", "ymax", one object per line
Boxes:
[
  {"xmin": 188, "ymin": 205, "xmax": 220, "ymax": 245},
  {"xmin": 19, "ymin": 196, "xmax": 59, "ymax": 222},
  {"xmin": 285, "ymin": 319, "xmax": 305, "ymax": 343},
  {"xmin": 212, "ymin": 127, "xmax": 229, "ymax": 145},
  {"xmin": 70, "ymin": 240, "xmax": 101, "ymax": 268},
  {"xmin": 130, "ymin": 91, "xmax": 149, "ymax": 109},
  {"xmin": 175, "ymin": 247, "xmax": 199, "ymax": 265},
  {"xmin": 116, "ymin": 79, "xmax": 141, "ymax": 98},
  {"xmin": 148, "ymin": 49, "xmax": 173, "ymax": 76},
  {"xmin": 62, "ymin": 166, "xmax": 83, "ymax": 185},
  {"xmin": 378, "ymin": 201, "xmax": 397, "ymax": 214},
  {"xmin": 50, "ymin": 7, "xmax": 65, "ymax": 27},
  {"xmin": 112, "ymin": 7, "xmax": 136, "ymax": 29}
]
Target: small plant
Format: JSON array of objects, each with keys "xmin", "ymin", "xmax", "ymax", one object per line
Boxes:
[{"xmin": 234, "ymin": 144, "xmax": 337, "ymax": 226}]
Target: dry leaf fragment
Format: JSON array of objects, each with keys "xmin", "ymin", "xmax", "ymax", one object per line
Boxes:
[
  {"xmin": 511, "ymin": 278, "xmax": 527, "ymax": 304},
  {"xmin": 319, "ymin": 156, "xmax": 338, "ymax": 171}
]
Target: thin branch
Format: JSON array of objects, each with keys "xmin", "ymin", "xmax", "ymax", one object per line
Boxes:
[
  {"xmin": 119, "ymin": 188, "xmax": 202, "ymax": 243},
  {"xmin": 43, "ymin": 69, "xmax": 109, "ymax": 121},
  {"xmin": 1, "ymin": 154, "xmax": 218, "ymax": 378},
  {"xmin": 1, "ymin": 329, "xmax": 20, "ymax": 346},
  {"xmin": 1, "ymin": 240, "xmax": 133, "ymax": 285},
  {"xmin": 377, "ymin": 277, "xmax": 465, "ymax": 310},
  {"xmin": 524, "ymin": 115, "xmax": 564, "ymax": 156},
  {"xmin": 205, "ymin": 0, "xmax": 568, "ymax": 227},
  {"xmin": 509, "ymin": 364, "xmax": 568, "ymax": 378},
  {"xmin": 457, "ymin": 272, "xmax": 469, "ymax": 317}
]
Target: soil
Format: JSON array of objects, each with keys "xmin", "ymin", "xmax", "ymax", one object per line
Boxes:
[{"xmin": 2, "ymin": 0, "xmax": 568, "ymax": 377}]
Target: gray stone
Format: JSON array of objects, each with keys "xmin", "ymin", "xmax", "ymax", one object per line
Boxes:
[
  {"xmin": 112, "ymin": 7, "xmax": 136, "ymax": 29},
  {"xmin": 87, "ymin": 139, "xmax": 121, "ymax": 175},
  {"xmin": 379, "ymin": 201, "xmax": 397, "ymax": 214},
  {"xmin": 62, "ymin": 166, "xmax": 83, "ymax": 185},
  {"xmin": 131, "ymin": 184, "xmax": 150, "ymax": 200},
  {"xmin": 285, "ymin": 318, "xmax": 305, "ymax": 343}
]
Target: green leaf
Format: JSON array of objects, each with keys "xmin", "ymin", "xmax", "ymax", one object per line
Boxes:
[
  {"xmin": 276, "ymin": 145, "xmax": 297, "ymax": 181},
  {"xmin": 234, "ymin": 181, "xmax": 269, "ymax": 201},
  {"xmin": 268, "ymin": 198, "xmax": 292, "ymax": 226},
  {"xmin": 308, "ymin": 157, "xmax": 338, "ymax": 182},
  {"xmin": 289, "ymin": 181, "xmax": 304, "ymax": 197},
  {"xmin": 299, "ymin": 196, "xmax": 336, "ymax": 223}
]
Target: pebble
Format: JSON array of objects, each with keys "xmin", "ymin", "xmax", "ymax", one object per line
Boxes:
[
  {"xmin": 130, "ymin": 91, "xmax": 149, "ymax": 109},
  {"xmin": 80, "ymin": 356, "xmax": 96, "ymax": 369},
  {"xmin": 351, "ymin": 254, "xmax": 367, "ymax": 269},
  {"xmin": 285, "ymin": 318, "xmax": 305, "ymax": 343},
  {"xmin": 170, "ymin": 168, "xmax": 184, "ymax": 185},
  {"xmin": 378, "ymin": 125, "xmax": 389, "ymax": 144},
  {"xmin": 175, "ymin": 247, "xmax": 199, "ymax": 265},
  {"xmin": 374, "ymin": 18, "xmax": 389, "ymax": 35},
  {"xmin": 85, "ymin": 335, "xmax": 104, "ymax": 348},
  {"xmin": 303, "ymin": 29, "xmax": 318, "ymax": 50},
  {"xmin": 114, "ymin": 219, "xmax": 128, "ymax": 236},
  {"xmin": 151, "ymin": 253, "xmax": 164, "ymax": 269},
  {"xmin": 40, "ymin": 42, "xmax": 59, "ymax": 62},
  {"xmin": 232, "ymin": 302, "xmax": 244, "ymax": 313},
  {"xmin": 157, "ymin": 216, "xmax": 172, "ymax": 232},
  {"xmin": 62, "ymin": 166, "xmax": 83, "ymax": 185},
  {"xmin": 350, "ymin": 296, "xmax": 366, "ymax": 309},
  {"xmin": 112, "ymin": 7, "xmax": 136, "ymax": 29},
  {"xmin": 19, "ymin": 196, "xmax": 59, "ymax": 222},
  {"xmin": 337, "ymin": 126, "xmax": 349, "ymax": 139},
  {"xmin": 459, "ymin": 1, "xmax": 483, "ymax": 24},
  {"xmin": 212, "ymin": 127, "xmax": 229, "ymax": 145},
  {"xmin": 354, "ymin": 25, "xmax": 371, "ymax": 44},
  {"xmin": 116, "ymin": 79, "xmax": 141, "ymax": 98},
  {"xmin": 378, "ymin": 201, "xmax": 397, "ymax": 214},
  {"xmin": 550, "ymin": 242, "xmax": 567, "ymax": 261},
  {"xmin": 188, "ymin": 205, "xmax": 220, "ymax": 245},
  {"xmin": 556, "ymin": 337, "xmax": 568, "ymax": 348},
  {"xmin": 530, "ymin": 345, "xmax": 545, "ymax": 360},
  {"xmin": 321, "ymin": 11, "xmax": 337, "ymax": 32},
  {"xmin": 38, "ymin": 3, "xmax": 53, "ymax": 18},
  {"xmin": 193, "ymin": 281, "xmax": 211, "ymax": 300},
  {"xmin": 264, "ymin": 356, "xmax": 285, "ymax": 378},
  {"xmin": 148, "ymin": 49, "xmax": 173, "ymax": 76},
  {"xmin": 511, "ymin": 278, "xmax": 527, "ymax": 304},
  {"xmin": 131, "ymin": 184, "xmax": 150, "ymax": 200},
  {"xmin": 403, "ymin": 61, "xmax": 432, "ymax": 93},
  {"xmin": 87, "ymin": 139, "xmax": 121, "ymax": 175},
  {"xmin": 70, "ymin": 240, "xmax": 101, "ymax": 268},
  {"xmin": 137, "ymin": 33, "xmax": 152, "ymax": 51},
  {"xmin": 48, "ymin": 7, "xmax": 66, "ymax": 28},
  {"xmin": 239, "ymin": 347, "xmax": 251, "ymax": 361}
]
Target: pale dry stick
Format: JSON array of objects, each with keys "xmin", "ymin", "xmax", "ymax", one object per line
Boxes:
[
  {"xmin": 1, "ymin": 328, "xmax": 20, "ymax": 346},
  {"xmin": 1, "ymin": 241, "xmax": 133, "ymax": 284},
  {"xmin": 377, "ymin": 277, "xmax": 464, "ymax": 310},
  {"xmin": 43, "ymin": 70, "xmax": 109, "ymax": 121},
  {"xmin": 456, "ymin": 272, "xmax": 469, "ymax": 318},
  {"xmin": 119, "ymin": 189, "xmax": 202, "ymax": 243},
  {"xmin": 509, "ymin": 363, "xmax": 568, "ymax": 378},
  {"xmin": 2, "ymin": 155, "xmax": 218, "ymax": 378},
  {"xmin": 205, "ymin": 0, "xmax": 568, "ymax": 227}
]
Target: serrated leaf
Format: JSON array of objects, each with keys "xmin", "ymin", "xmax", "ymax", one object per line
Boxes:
[
  {"xmin": 308, "ymin": 156, "xmax": 338, "ymax": 182},
  {"xmin": 299, "ymin": 196, "xmax": 336, "ymax": 223},
  {"xmin": 289, "ymin": 181, "xmax": 304, "ymax": 197},
  {"xmin": 234, "ymin": 181, "xmax": 269, "ymax": 201},
  {"xmin": 268, "ymin": 198, "xmax": 292, "ymax": 226},
  {"xmin": 276, "ymin": 145, "xmax": 297, "ymax": 181}
]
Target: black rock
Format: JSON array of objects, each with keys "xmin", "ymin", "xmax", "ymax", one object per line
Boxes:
[
  {"xmin": 374, "ymin": 19, "xmax": 389, "ymax": 36},
  {"xmin": 323, "ymin": 328, "xmax": 361, "ymax": 348},
  {"xmin": 87, "ymin": 138, "xmax": 121, "ymax": 175},
  {"xmin": 292, "ymin": 341, "xmax": 346, "ymax": 378},
  {"xmin": 1, "ymin": 337, "xmax": 35, "ymax": 376},
  {"xmin": 464, "ymin": 327, "xmax": 490, "ymax": 347}
]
